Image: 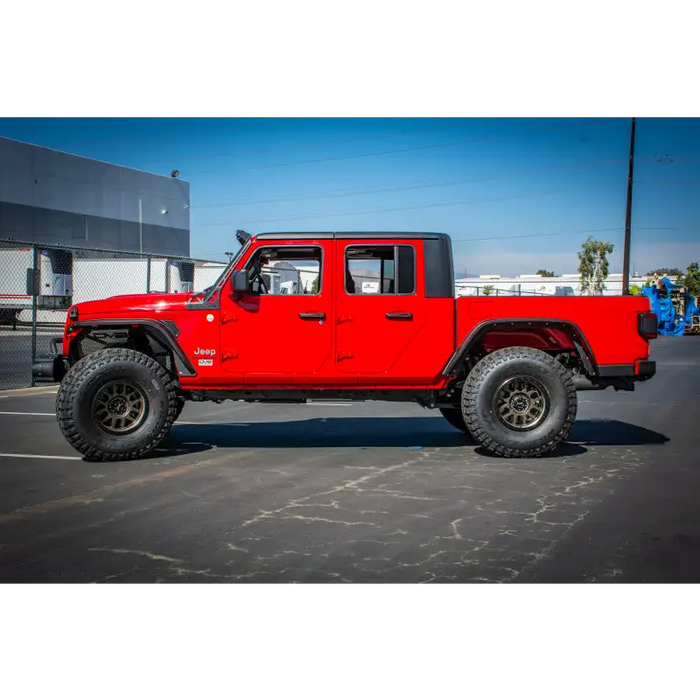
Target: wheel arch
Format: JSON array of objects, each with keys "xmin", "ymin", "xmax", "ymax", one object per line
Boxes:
[
  {"xmin": 443, "ymin": 318, "xmax": 597, "ymax": 378},
  {"xmin": 68, "ymin": 318, "xmax": 196, "ymax": 377}
]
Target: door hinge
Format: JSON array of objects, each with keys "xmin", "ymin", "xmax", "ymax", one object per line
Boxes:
[
  {"xmin": 337, "ymin": 315, "xmax": 353, "ymax": 324},
  {"xmin": 221, "ymin": 313, "xmax": 237, "ymax": 325},
  {"xmin": 222, "ymin": 352, "xmax": 238, "ymax": 362},
  {"xmin": 337, "ymin": 351, "xmax": 354, "ymax": 361}
]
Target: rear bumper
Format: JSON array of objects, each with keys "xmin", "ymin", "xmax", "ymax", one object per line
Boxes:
[
  {"xmin": 583, "ymin": 360, "xmax": 656, "ymax": 391},
  {"xmin": 31, "ymin": 337, "xmax": 68, "ymax": 384},
  {"xmin": 597, "ymin": 361, "xmax": 656, "ymax": 381},
  {"xmin": 634, "ymin": 360, "xmax": 656, "ymax": 381}
]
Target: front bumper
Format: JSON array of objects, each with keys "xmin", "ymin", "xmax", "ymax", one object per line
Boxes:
[{"xmin": 31, "ymin": 337, "xmax": 68, "ymax": 384}]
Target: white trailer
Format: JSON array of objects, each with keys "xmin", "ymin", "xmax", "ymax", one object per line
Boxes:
[
  {"xmin": 0, "ymin": 247, "xmax": 197, "ymax": 325},
  {"xmin": 0, "ymin": 248, "xmax": 33, "ymax": 323}
]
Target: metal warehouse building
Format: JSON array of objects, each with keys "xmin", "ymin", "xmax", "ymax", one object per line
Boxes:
[
  {"xmin": 0, "ymin": 135, "xmax": 190, "ymax": 255},
  {"xmin": 0, "ymin": 135, "xmax": 194, "ymax": 389}
]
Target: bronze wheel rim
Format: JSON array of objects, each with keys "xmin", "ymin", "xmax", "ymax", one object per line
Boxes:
[
  {"xmin": 494, "ymin": 375, "xmax": 549, "ymax": 431},
  {"xmin": 93, "ymin": 380, "xmax": 148, "ymax": 435}
]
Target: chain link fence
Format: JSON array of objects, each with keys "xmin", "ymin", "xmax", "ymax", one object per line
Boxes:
[{"xmin": 0, "ymin": 239, "xmax": 225, "ymax": 390}]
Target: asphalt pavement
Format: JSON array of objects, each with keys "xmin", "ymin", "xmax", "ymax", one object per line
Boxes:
[{"xmin": 0, "ymin": 336, "xmax": 698, "ymax": 583}]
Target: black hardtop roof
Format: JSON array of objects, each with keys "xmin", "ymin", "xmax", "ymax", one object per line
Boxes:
[{"xmin": 254, "ymin": 231, "xmax": 450, "ymax": 241}]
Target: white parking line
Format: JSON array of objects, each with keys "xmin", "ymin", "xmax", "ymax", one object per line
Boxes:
[
  {"xmin": 305, "ymin": 402, "xmax": 352, "ymax": 407},
  {"xmin": 0, "ymin": 453, "xmax": 81, "ymax": 461},
  {"xmin": 177, "ymin": 421, "xmax": 251, "ymax": 426},
  {"xmin": 0, "ymin": 411, "xmax": 55, "ymax": 417},
  {"xmin": 0, "ymin": 386, "xmax": 58, "ymax": 398}
]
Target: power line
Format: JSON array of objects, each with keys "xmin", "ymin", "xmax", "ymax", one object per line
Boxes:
[
  {"xmin": 442, "ymin": 226, "xmax": 677, "ymax": 244},
  {"xmin": 125, "ymin": 122, "xmax": 483, "ymax": 166},
  {"xmin": 191, "ymin": 158, "xmax": 630, "ymax": 210},
  {"xmin": 184, "ymin": 121, "xmax": 592, "ymax": 177},
  {"xmin": 452, "ymin": 232, "xmax": 576, "ymax": 244},
  {"xmin": 193, "ymin": 180, "xmax": 624, "ymax": 228},
  {"xmin": 189, "ymin": 152, "xmax": 691, "ymax": 212},
  {"xmin": 635, "ymin": 180, "xmax": 700, "ymax": 184}
]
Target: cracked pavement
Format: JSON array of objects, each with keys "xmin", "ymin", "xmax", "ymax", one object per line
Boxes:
[{"xmin": 1, "ymin": 337, "xmax": 699, "ymax": 583}]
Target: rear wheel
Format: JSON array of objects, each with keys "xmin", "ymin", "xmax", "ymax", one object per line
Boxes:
[
  {"xmin": 462, "ymin": 346, "xmax": 577, "ymax": 458},
  {"xmin": 439, "ymin": 407, "xmax": 468, "ymax": 433},
  {"xmin": 56, "ymin": 348, "xmax": 178, "ymax": 461}
]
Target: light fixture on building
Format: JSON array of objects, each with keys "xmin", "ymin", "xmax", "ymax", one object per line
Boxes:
[{"xmin": 171, "ymin": 170, "xmax": 180, "ymax": 178}]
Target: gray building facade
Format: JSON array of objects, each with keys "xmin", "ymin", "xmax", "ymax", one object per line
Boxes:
[{"xmin": 0, "ymin": 136, "xmax": 190, "ymax": 256}]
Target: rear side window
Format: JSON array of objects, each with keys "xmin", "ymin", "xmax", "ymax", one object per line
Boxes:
[{"xmin": 345, "ymin": 245, "xmax": 415, "ymax": 295}]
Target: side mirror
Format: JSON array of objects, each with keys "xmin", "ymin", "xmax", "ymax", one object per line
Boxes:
[{"xmin": 231, "ymin": 269, "xmax": 250, "ymax": 294}]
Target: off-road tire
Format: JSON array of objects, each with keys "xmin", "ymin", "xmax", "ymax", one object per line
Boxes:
[
  {"xmin": 174, "ymin": 396, "xmax": 186, "ymax": 422},
  {"xmin": 462, "ymin": 346, "xmax": 577, "ymax": 458},
  {"xmin": 56, "ymin": 348, "xmax": 178, "ymax": 461},
  {"xmin": 439, "ymin": 407, "xmax": 468, "ymax": 432}
]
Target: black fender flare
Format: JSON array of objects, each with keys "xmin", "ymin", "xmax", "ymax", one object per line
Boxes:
[
  {"xmin": 69, "ymin": 318, "xmax": 196, "ymax": 377},
  {"xmin": 443, "ymin": 318, "xmax": 598, "ymax": 377}
]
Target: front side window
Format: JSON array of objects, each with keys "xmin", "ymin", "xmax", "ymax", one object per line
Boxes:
[
  {"xmin": 246, "ymin": 246, "xmax": 322, "ymax": 295},
  {"xmin": 345, "ymin": 245, "xmax": 415, "ymax": 295}
]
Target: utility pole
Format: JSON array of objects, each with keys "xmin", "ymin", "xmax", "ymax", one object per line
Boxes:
[{"xmin": 622, "ymin": 117, "xmax": 636, "ymax": 295}]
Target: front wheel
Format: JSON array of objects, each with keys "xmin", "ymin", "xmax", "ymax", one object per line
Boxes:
[
  {"xmin": 174, "ymin": 396, "xmax": 186, "ymax": 422},
  {"xmin": 56, "ymin": 348, "xmax": 178, "ymax": 461},
  {"xmin": 462, "ymin": 347, "xmax": 577, "ymax": 458}
]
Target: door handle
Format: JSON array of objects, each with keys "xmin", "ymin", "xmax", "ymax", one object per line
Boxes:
[
  {"xmin": 386, "ymin": 312, "xmax": 413, "ymax": 320},
  {"xmin": 299, "ymin": 312, "xmax": 326, "ymax": 320}
]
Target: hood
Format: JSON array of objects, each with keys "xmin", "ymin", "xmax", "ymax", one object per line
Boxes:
[{"xmin": 72, "ymin": 292, "xmax": 193, "ymax": 318}]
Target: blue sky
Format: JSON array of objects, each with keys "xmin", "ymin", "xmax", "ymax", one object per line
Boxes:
[{"xmin": 1, "ymin": 117, "xmax": 698, "ymax": 276}]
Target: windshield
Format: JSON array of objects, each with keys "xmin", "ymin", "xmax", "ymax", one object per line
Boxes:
[{"xmin": 198, "ymin": 240, "xmax": 251, "ymax": 302}]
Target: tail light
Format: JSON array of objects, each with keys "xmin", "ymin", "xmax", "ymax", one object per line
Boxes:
[{"xmin": 638, "ymin": 312, "xmax": 657, "ymax": 339}]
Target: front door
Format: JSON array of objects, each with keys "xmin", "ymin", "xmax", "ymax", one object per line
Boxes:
[
  {"xmin": 220, "ymin": 243, "xmax": 332, "ymax": 382},
  {"xmin": 335, "ymin": 240, "xmax": 426, "ymax": 378}
]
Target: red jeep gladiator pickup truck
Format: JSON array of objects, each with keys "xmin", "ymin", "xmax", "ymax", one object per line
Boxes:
[{"xmin": 36, "ymin": 230, "xmax": 657, "ymax": 461}]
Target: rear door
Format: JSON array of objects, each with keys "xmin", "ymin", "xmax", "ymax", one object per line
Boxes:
[{"xmin": 335, "ymin": 239, "xmax": 426, "ymax": 376}]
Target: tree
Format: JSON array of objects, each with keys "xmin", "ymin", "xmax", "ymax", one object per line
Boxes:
[
  {"xmin": 536, "ymin": 269, "xmax": 555, "ymax": 277},
  {"xmin": 646, "ymin": 267, "xmax": 682, "ymax": 278},
  {"xmin": 629, "ymin": 284, "xmax": 642, "ymax": 296},
  {"xmin": 482, "ymin": 285, "xmax": 495, "ymax": 296},
  {"xmin": 679, "ymin": 262, "xmax": 700, "ymax": 299},
  {"xmin": 578, "ymin": 236, "xmax": 614, "ymax": 295}
]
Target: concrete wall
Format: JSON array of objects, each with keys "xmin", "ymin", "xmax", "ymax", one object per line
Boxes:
[{"xmin": 0, "ymin": 136, "xmax": 190, "ymax": 256}]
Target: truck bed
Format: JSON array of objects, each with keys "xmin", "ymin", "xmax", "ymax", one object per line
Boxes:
[{"xmin": 456, "ymin": 295, "xmax": 652, "ymax": 368}]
